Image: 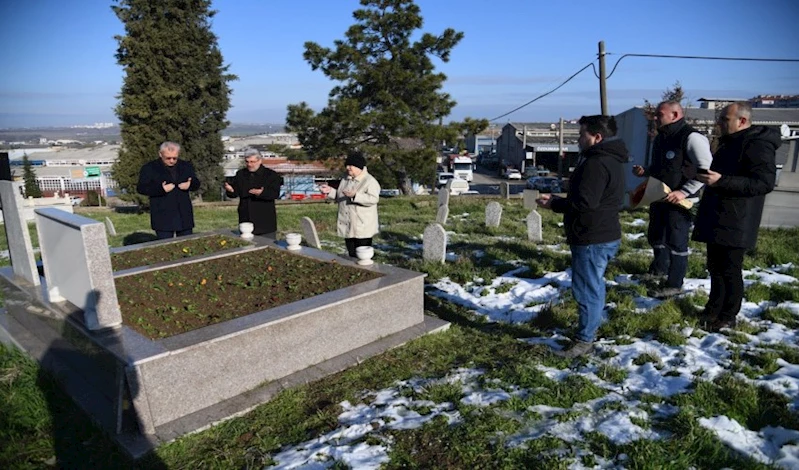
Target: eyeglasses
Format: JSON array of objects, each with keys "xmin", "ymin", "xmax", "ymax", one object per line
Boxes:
[{"xmin": 163, "ymin": 157, "xmax": 178, "ymax": 161}]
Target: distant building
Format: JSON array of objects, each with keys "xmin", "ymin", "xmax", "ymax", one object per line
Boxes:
[
  {"xmin": 697, "ymin": 97, "xmax": 745, "ymax": 110},
  {"xmin": 494, "ymin": 122, "xmax": 580, "ymax": 175},
  {"xmin": 751, "ymin": 94, "xmax": 799, "ymax": 108}
]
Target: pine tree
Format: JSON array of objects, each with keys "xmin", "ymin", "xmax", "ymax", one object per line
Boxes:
[
  {"xmin": 22, "ymin": 154, "xmax": 42, "ymax": 198},
  {"xmin": 286, "ymin": 0, "xmax": 487, "ymax": 195},
  {"xmin": 112, "ymin": 0, "xmax": 236, "ymax": 204}
]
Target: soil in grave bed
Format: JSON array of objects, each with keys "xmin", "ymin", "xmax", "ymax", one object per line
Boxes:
[
  {"xmin": 111, "ymin": 234, "xmax": 251, "ymax": 271},
  {"xmin": 116, "ymin": 247, "xmax": 383, "ymax": 340}
]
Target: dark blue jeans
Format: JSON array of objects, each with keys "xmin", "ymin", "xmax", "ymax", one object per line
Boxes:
[
  {"xmin": 570, "ymin": 239, "xmax": 620, "ymax": 343},
  {"xmin": 647, "ymin": 202, "xmax": 692, "ymax": 288}
]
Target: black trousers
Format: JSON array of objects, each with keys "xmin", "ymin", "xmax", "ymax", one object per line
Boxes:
[
  {"xmin": 345, "ymin": 237, "xmax": 372, "ymax": 257},
  {"xmin": 704, "ymin": 243, "xmax": 747, "ymax": 322},
  {"xmin": 647, "ymin": 202, "xmax": 692, "ymax": 288},
  {"xmin": 156, "ymin": 228, "xmax": 192, "ymax": 240}
]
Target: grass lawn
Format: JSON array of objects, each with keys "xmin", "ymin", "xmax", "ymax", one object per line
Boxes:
[{"xmin": 2, "ymin": 196, "xmax": 798, "ymax": 469}]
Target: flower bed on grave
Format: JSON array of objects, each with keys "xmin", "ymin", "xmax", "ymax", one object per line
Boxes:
[
  {"xmin": 116, "ymin": 247, "xmax": 383, "ymax": 339},
  {"xmin": 111, "ymin": 234, "xmax": 251, "ymax": 271}
]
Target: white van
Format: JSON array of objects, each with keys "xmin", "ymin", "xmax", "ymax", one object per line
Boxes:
[{"xmin": 446, "ymin": 178, "xmax": 470, "ymax": 195}]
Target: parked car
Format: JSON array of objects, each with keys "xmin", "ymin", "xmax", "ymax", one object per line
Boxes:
[
  {"xmin": 529, "ymin": 177, "xmax": 561, "ymax": 193},
  {"xmin": 447, "ymin": 178, "xmax": 470, "ymax": 195},
  {"xmin": 70, "ymin": 196, "xmax": 84, "ymax": 206},
  {"xmin": 436, "ymin": 172, "xmax": 455, "ymax": 188},
  {"xmin": 505, "ymin": 169, "xmax": 522, "ymax": 180},
  {"xmin": 525, "ymin": 176, "xmax": 542, "ymax": 190}
]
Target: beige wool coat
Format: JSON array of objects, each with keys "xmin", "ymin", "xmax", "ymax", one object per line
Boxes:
[{"xmin": 327, "ymin": 168, "xmax": 381, "ymax": 238}]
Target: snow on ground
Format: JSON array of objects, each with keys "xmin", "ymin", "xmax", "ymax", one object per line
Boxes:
[{"xmin": 267, "ymin": 248, "xmax": 799, "ymax": 469}]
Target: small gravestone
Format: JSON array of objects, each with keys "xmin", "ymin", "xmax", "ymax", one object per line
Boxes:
[
  {"xmin": 437, "ymin": 186, "xmax": 450, "ymax": 207},
  {"xmin": 301, "ymin": 216, "xmax": 322, "ymax": 249},
  {"xmin": 499, "ymin": 181, "xmax": 509, "ymax": 199},
  {"xmin": 485, "ymin": 201, "xmax": 502, "ymax": 228},
  {"xmin": 435, "ymin": 204, "xmax": 449, "ymax": 225},
  {"xmin": 523, "ymin": 189, "xmax": 540, "ymax": 210},
  {"xmin": 423, "ymin": 223, "xmax": 447, "ymax": 263},
  {"xmin": 105, "ymin": 217, "xmax": 117, "ymax": 236},
  {"xmin": 0, "ymin": 181, "xmax": 40, "ymax": 286},
  {"xmin": 527, "ymin": 210, "xmax": 543, "ymax": 242}
]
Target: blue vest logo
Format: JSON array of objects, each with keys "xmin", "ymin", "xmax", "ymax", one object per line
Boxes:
[{"xmin": 665, "ymin": 151, "xmax": 676, "ymax": 160}]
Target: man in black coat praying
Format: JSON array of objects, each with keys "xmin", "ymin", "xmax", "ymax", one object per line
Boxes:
[{"xmin": 224, "ymin": 149, "xmax": 283, "ymax": 238}]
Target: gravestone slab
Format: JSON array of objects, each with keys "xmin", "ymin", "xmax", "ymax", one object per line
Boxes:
[
  {"xmin": 423, "ymin": 223, "xmax": 447, "ymax": 263},
  {"xmin": 0, "ymin": 181, "xmax": 40, "ymax": 286},
  {"xmin": 435, "ymin": 204, "xmax": 449, "ymax": 225},
  {"xmin": 300, "ymin": 216, "xmax": 322, "ymax": 249},
  {"xmin": 499, "ymin": 182, "xmax": 510, "ymax": 199},
  {"xmin": 437, "ymin": 187, "xmax": 450, "ymax": 207},
  {"xmin": 527, "ymin": 210, "xmax": 543, "ymax": 242},
  {"xmin": 523, "ymin": 189, "xmax": 540, "ymax": 210},
  {"xmin": 105, "ymin": 217, "xmax": 117, "ymax": 236},
  {"xmin": 485, "ymin": 201, "xmax": 503, "ymax": 228},
  {"xmin": 35, "ymin": 208, "xmax": 121, "ymax": 330}
]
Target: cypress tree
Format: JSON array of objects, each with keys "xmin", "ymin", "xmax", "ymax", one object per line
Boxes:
[
  {"xmin": 112, "ymin": 0, "xmax": 236, "ymax": 204},
  {"xmin": 285, "ymin": 0, "xmax": 486, "ymax": 195},
  {"xmin": 22, "ymin": 154, "xmax": 42, "ymax": 198}
]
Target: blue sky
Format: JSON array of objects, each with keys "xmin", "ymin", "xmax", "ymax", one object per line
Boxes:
[{"xmin": 1, "ymin": 0, "xmax": 797, "ymax": 128}]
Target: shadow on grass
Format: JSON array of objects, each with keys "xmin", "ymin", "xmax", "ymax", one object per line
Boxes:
[{"xmin": 122, "ymin": 231, "xmax": 158, "ymax": 246}]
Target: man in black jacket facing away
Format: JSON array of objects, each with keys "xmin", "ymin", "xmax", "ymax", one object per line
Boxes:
[
  {"xmin": 137, "ymin": 141, "xmax": 201, "ymax": 239},
  {"xmin": 693, "ymin": 101, "xmax": 781, "ymax": 331},
  {"xmin": 536, "ymin": 115, "xmax": 627, "ymax": 358},
  {"xmin": 224, "ymin": 149, "xmax": 284, "ymax": 238}
]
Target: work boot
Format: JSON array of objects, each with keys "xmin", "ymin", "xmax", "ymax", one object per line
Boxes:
[
  {"xmin": 707, "ymin": 317, "xmax": 737, "ymax": 332},
  {"xmin": 553, "ymin": 340, "xmax": 593, "ymax": 359},
  {"xmin": 648, "ymin": 286, "xmax": 683, "ymax": 299}
]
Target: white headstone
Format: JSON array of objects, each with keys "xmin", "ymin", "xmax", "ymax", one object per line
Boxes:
[
  {"xmin": 499, "ymin": 182, "xmax": 510, "ymax": 199},
  {"xmin": 485, "ymin": 201, "xmax": 503, "ymax": 228},
  {"xmin": 105, "ymin": 217, "xmax": 117, "ymax": 236},
  {"xmin": 437, "ymin": 186, "xmax": 450, "ymax": 207},
  {"xmin": 527, "ymin": 210, "xmax": 543, "ymax": 242},
  {"xmin": 435, "ymin": 204, "xmax": 449, "ymax": 225},
  {"xmin": 0, "ymin": 181, "xmax": 40, "ymax": 286},
  {"xmin": 423, "ymin": 223, "xmax": 447, "ymax": 263},
  {"xmin": 523, "ymin": 189, "xmax": 540, "ymax": 210},
  {"xmin": 300, "ymin": 216, "xmax": 322, "ymax": 249}
]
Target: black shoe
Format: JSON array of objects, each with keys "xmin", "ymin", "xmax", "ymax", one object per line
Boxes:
[
  {"xmin": 553, "ymin": 340, "xmax": 593, "ymax": 358},
  {"xmin": 707, "ymin": 317, "xmax": 737, "ymax": 332},
  {"xmin": 636, "ymin": 273, "xmax": 666, "ymax": 283},
  {"xmin": 648, "ymin": 287, "xmax": 683, "ymax": 299}
]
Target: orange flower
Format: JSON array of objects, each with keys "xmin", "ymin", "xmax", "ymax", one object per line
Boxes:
[
  {"xmin": 200, "ymin": 278, "xmax": 207, "ymax": 285},
  {"xmin": 267, "ymin": 266, "xmax": 273, "ymax": 272}
]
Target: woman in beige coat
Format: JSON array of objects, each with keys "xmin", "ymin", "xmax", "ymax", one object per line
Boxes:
[{"xmin": 319, "ymin": 154, "xmax": 381, "ymax": 256}]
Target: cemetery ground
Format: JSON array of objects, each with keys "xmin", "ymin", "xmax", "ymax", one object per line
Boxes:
[{"xmin": 2, "ymin": 196, "xmax": 799, "ymax": 469}]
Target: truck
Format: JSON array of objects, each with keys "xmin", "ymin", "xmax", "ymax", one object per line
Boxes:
[{"xmin": 448, "ymin": 154, "xmax": 474, "ymax": 182}]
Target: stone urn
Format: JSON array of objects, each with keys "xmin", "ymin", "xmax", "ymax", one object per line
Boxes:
[
  {"xmin": 239, "ymin": 222, "xmax": 254, "ymax": 240},
  {"xmin": 285, "ymin": 232, "xmax": 302, "ymax": 250},
  {"xmin": 355, "ymin": 246, "xmax": 374, "ymax": 265}
]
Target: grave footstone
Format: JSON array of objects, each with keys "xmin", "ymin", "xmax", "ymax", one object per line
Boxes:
[
  {"xmin": 499, "ymin": 182, "xmax": 509, "ymax": 199},
  {"xmin": 437, "ymin": 186, "xmax": 450, "ymax": 207},
  {"xmin": 0, "ymin": 181, "xmax": 40, "ymax": 286},
  {"xmin": 485, "ymin": 201, "xmax": 503, "ymax": 228},
  {"xmin": 301, "ymin": 216, "xmax": 322, "ymax": 249},
  {"xmin": 523, "ymin": 189, "xmax": 540, "ymax": 210},
  {"xmin": 527, "ymin": 210, "xmax": 543, "ymax": 242},
  {"xmin": 435, "ymin": 204, "xmax": 449, "ymax": 225},
  {"xmin": 105, "ymin": 217, "xmax": 117, "ymax": 236},
  {"xmin": 423, "ymin": 223, "xmax": 447, "ymax": 263}
]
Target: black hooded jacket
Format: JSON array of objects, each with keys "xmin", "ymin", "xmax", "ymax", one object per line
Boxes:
[
  {"xmin": 551, "ymin": 138, "xmax": 628, "ymax": 245},
  {"xmin": 692, "ymin": 126, "xmax": 781, "ymax": 248}
]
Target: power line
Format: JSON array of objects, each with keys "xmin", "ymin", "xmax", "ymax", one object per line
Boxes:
[
  {"xmin": 606, "ymin": 53, "xmax": 799, "ymax": 79},
  {"xmin": 488, "ymin": 61, "xmax": 596, "ymax": 122}
]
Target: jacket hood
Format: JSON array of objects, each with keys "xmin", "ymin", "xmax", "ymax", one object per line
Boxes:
[
  {"xmin": 582, "ymin": 137, "xmax": 629, "ymax": 164},
  {"xmin": 723, "ymin": 125, "xmax": 782, "ymax": 151}
]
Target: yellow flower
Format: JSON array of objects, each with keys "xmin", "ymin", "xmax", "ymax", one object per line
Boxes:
[
  {"xmin": 200, "ymin": 278, "xmax": 207, "ymax": 285},
  {"xmin": 182, "ymin": 247, "xmax": 189, "ymax": 253},
  {"xmin": 220, "ymin": 240, "xmax": 227, "ymax": 246}
]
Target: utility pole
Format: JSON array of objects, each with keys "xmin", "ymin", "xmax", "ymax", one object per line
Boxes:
[
  {"xmin": 598, "ymin": 41, "xmax": 608, "ymax": 115},
  {"xmin": 558, "ymin": 117, "xmax": 564, "ymax": 179},
  {"xmin": 522, "ymin": 124, "xmax": 527, "ymax": 173}
]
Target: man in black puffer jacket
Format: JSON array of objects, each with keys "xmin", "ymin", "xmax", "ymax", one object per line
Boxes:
[
  {"xmin": 693, "ymin": 101, "xmax": 781, "ymax": 331},
  {"xmin": 536, "ymin": 114, "xmax": 627, "ymax": 358}
]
